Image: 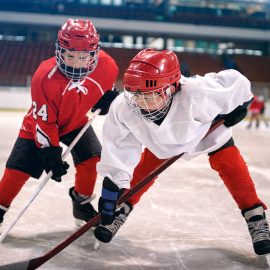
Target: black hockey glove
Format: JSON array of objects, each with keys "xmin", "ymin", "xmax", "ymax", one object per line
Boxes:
[
  {"xmin": 98, "ymin": 177, "xmax": 125, "ymax": 225},
  {"xmin": 39, "ymin": 146, "xmax": 69, "ymax": 182},
  {"xmin": 222, "ymin": 99, "xmax": 253, "ymax": 127},
  {"xmin": 92, "ymin": 89, "xmax": 119, "ymax": 115}
]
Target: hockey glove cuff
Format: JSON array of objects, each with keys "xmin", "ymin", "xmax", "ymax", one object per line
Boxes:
[
  {"xmin": 98, "ymin": 177, "xmax": 124, "ymax": 225},
  {"xmin": 92, "ymin": 89, "xmax": 119, "ymax": 115},
  {"xmin": 222, "ymin": 99, "xmax": 253, "ymax": 127}
]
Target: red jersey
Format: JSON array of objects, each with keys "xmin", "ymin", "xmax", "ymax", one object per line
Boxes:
[{"xmin": 19, "ymin": 50, "xmax": 118, "ymax": 148}]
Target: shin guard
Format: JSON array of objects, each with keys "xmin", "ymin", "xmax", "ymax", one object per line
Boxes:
[
  {"xmin": 0, "ymin": 168, "xmax": 30, "ymax": 207},
  {"xmin": 74, "ymin": 156, "xmax": 100, "ymax": 196}
]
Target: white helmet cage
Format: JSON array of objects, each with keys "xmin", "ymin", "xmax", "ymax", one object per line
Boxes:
[
  {"xmin": 55, "ymin": 43, "xmax": 99, "ymax": 81},
  {"xmin": 124, "ymin": 84, "xmax": 175, "ymax": 121}
]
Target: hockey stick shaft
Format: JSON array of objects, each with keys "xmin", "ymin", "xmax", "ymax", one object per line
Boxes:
[
  {"xmin": 0, "ymin": 118, "xmax": 224, "ymax": 270},
  {"xmin": 0, "ymin": 109, "xmax": 101, "ymax": 244}
]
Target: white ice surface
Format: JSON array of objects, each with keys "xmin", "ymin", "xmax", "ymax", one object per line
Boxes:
[{"xmin": 0, "ymin": 111, "xmax": 270, "ymax": 269}]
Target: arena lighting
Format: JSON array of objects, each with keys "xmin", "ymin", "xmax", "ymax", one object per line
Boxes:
[
  {"xmin": 0, "ymin": 35, "xmax": 25, "ymax": 41},
  {"xmin": 168, "ymin": 46, "xmax": 185, "ymax": 52},
  {"xmin": 209, "ymin": 0, "xmax": 268, "ymax": 3}
]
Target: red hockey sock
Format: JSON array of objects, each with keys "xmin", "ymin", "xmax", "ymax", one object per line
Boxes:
[
  {"xmin": 0, "ymin": 168, "xmax": 30, "ymax": 207},
  {"xmin": 74, "ymin": 156, "xmax": 100, "ymax": 196},
  {"xmin": 128, "ymin": 149, "xmax": 165, "ymax": 206},
  {"xmin": 209, "ymin": 145, "xmax": 266, "ymax": 210}
]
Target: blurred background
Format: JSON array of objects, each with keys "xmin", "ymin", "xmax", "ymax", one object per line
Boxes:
[
  {"xmin": 0, "ymin": 0, "xmax": 270, "ymax": 116},
  {"xmin": 0, "ymin": 4, "xmax": 270, "ymax": 269}
]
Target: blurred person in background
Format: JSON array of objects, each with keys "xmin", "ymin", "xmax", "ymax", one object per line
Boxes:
[
  {"xmin": 0, "ymin": 19, "xmax": 119, "ymax": 233},
  {"xmin": 247, "ymin": 95, "xmax": 269, "ymax": 129}
]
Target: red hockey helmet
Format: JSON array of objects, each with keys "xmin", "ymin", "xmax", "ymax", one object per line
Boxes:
[
  {"xmin": 56, "ymin": 19, "xmax": 100, "ymax": 80},
  {"xmin": 124, "ymin": 48, "xmax": 180, "ymax": 92},
  {"xmin": 58, "ymin": 19, "xmax": 99, "ymax": 51},
  {"xmin": 123, "ymin": 49, "xmax": 181, "ymax": 120}
]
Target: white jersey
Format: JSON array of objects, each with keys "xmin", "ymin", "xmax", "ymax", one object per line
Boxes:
[{"xmin": 97, "ymin": 69, "xmax": 253, "ymax": 189}]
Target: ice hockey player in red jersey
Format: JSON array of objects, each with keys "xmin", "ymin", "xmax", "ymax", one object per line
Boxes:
[
  {"xmin": 94, "ymin": 48, "xmax": 270, "ymax": 256},
  {"xmin": 247, "ymin": 95, "xmax": 269, "ymax": 129},
  {"xmin": 0, "ymin": 19, "xmax": 119, "ymax": 232}
]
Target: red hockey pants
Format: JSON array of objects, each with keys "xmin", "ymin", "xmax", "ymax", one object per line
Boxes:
[
  {"xmin": 128, "ymin": 148, "xmax": 166, "ymax": 205},
  {"xmin": 209, "ymin": 145, "xmax": 266, "ymax": 210},
  {"xmin": 128, "ymin": 146, "xmax": 266, "ymax": 211}
]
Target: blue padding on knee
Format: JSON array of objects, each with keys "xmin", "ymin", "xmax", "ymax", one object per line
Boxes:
[
  {"xmin": 104, "ymin": 201, "xmax": 114, "ymax": 210},
  {"xmin": 102, "ymin": 209, "xmax": 114, "ymax": 215},
  {"xmin": 102, "ymin": 187, "xmax": 118, "ymax": 201}
]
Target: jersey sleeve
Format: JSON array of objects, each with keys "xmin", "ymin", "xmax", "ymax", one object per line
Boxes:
[
  {"xmin": 99, "ymin": 50, "xmax": 119, "ymax": 93},
  {"xmin": 31, "ymin": 78, "xmax": 61, "ymax": 148},
  {"xmin": 97, "ymin": 96, "xmax": 142, "ymax": 189},
  {"xmin": 215, "ymin": 69, "xmax": 253, "ymax": 114},
  {"xmin": 190, "ymin": 69, "xmax": 253, "ymax": 122}
]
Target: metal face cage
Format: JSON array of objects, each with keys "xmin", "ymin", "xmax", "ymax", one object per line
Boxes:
[
  {"xmin": 56, "ymin": 43, "xmax": 99, "ymax": 80},
  {"xmin": 124, "ymin": 84, "xmax": 174, "ymax": 121}
]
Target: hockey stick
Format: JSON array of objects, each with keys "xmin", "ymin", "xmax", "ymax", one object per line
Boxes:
[
  {"xmin": 0, "ymin": 119, "xmax": 224, "ymax": 270},
  {"xmin": 0, "ymin": 109, "xmax": 101, "ymax": 244}
]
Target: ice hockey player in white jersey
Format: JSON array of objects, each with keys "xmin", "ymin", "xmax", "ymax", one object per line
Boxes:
[{"xmin": 94, "ymin": 48, "xmax": 270, "ymax": 256}]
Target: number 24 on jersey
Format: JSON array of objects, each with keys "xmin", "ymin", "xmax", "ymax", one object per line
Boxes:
[{"xmin": 32, "ymin": 101, "xmax": 48, "ymax": 121}]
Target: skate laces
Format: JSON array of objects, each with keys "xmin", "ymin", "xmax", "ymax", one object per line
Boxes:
[
  {"xmin": 105, "ymin": 215, "xmax": 127, "ymax": 235},
  {"xmin": 79, "ymin": 194, "xmax": 96, "ymax": 205},
  {"xmin": 101, "ymin": 203, "xmax": 132, "ymax": 235},
  {"xmin": 248, "ymin": 218, "xmax": 270, "ymax": 243},
  {"xmin": 73, "ymin": 189, "xmax": 96, "ymax": 205}
]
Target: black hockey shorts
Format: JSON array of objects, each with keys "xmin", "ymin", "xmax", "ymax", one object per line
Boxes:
[
  {"xmin": 6, "ymin": 125, "xmax": 101, "ymax": 179},
  {"xmin": 208, "ymin": 137, "xmax": 235, "ymax": 156}
]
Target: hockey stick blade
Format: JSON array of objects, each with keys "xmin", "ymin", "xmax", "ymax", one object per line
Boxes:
[
  {"xmin": 0, "ymin": 260, "xmax": 30, "ymax": 270},
  {"xmin": 0, "ymin": 214, "xmax": 101, "ymax": 270},
  {"xmin": 0, "ymin": 119, "xmax": 224, "ymax": 269}
]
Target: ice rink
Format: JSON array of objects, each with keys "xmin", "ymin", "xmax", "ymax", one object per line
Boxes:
[{"xmin": 0, "ymin": 111, "xmax": 270, "ymax": 270}]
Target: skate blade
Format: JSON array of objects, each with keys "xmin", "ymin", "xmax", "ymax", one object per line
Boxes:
[
  {"xmin": 74, "ymin": 219, "xmax": 100, "ymax": 250},
  {"xmin": 94, "ymin": 239, "xmax": 101, "ymax": 250},
  {"xmin": 75, "ymin": 218, "xmax": 86, "ymax": 228},
  {"xmin": 78, "ymin": 231, "xmax": 100, "ymax": 250},
  {"xmin": 264, "ymin": 254, "xmax": 270, "ymax": 268}
]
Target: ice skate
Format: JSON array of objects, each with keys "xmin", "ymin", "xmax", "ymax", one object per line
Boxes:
[
  {"xmin": 0, "ymin": 205, "xmax": 8, "ymax": 234},
  {"xmin": 94, "ymin": 202, "xmax": 133, "ymax": 243},
  {"xmin": 69, "ymin": 187, "xmax": 97, "ymax": 226},
  {"xmin": 243, "ymin": 204, "xmax": 270, "ymax": 255},
  {"xmin": 69, "ymin": 187, "xmax": 99, "ymax": 249}
]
